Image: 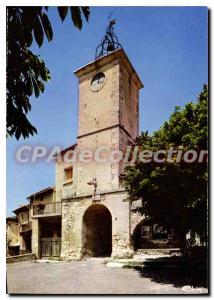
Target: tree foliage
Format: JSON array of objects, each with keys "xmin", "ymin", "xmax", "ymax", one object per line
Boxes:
[
  {"xmin": 7, "ymin": 6, "xmax": 90, "ymax": 140},
  {"xmin": 125, "ymin": 85, "xmax": 208, "ymax": 245}
]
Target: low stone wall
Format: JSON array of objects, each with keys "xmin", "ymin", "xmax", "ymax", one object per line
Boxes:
[
  {"xmin": 136, "ymin": 248, "xmax": 181, "ymax": 256},
  {"xmin": 6, "ymin": 253, "xmax": 35, "ymax": 264}
]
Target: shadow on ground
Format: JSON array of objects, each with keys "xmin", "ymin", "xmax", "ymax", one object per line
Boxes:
[{"xmin": 128, "ymin": 256, "xmax": 208, "ymax": 289}]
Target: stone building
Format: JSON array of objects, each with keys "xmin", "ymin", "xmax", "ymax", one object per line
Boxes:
[
  {"xmin": 6, "ymin": 204, "xmax": 32, "ymax": 256},
  {"xmin": 6, "ymin": 216, "xmax": 19, "ymax": 256},
  {"xmin": 28, "ymin": 47, "xmax": 143, "ymax": 260},
  {"xmin": 8, "ymin": 26, "xmax": 182, "ymax": 260},
  {"xmin": 29, "ymin": 187, "xmax": 61, "ymax": 259},
  {"xmin": 58, "ymin": 48, "xmax": 143, "ymax": 260},
  {"xmin": 13, "ymin": 205, "xmax": 32, "ymax": 254}
]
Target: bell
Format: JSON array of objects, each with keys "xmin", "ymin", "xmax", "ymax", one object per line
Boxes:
[{"xmin": 107, "ymin": 43, "xmax": 114, "ymax": 51}]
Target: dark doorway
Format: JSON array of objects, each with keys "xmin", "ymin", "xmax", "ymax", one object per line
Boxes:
[
  {"xmin": 39, "ymin": 217, "xmax": 61, "ymax": 238},
  {"xmin": 8, "ymin": 246, "xmax": 19, "ymax": 256},
  {"xmin": 82, "ymin": 204, "xmax": 112, "ymax": 257},
  {"xmin": 23, "ymin": 231, "xmax": 32, "ymax": 253},
  {"xmin": 39, "ymin": 217, "xmax": 61, "ymax": 259}
]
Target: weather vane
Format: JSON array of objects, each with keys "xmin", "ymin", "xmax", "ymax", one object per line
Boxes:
[{"xmin": 95, "ymin": 19, "xmax": 122, "ymax": 60}]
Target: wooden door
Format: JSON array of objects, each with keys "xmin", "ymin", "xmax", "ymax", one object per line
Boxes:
[
  {"xmin": 52, "ymin": 238, "xmax": 61, "ymax": 258},
  {"xmin": 40, "ymin": 238, "xmax": 61, "ymax": 259}
]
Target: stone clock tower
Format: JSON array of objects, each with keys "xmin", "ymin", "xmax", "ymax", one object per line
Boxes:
[
  {"xmin": 75, "ymin": 48, "xmax": 142, "ymax": 195},
  {"xmin": 60, "ymin": 24, "xmax": 143, "ymax": 260}
]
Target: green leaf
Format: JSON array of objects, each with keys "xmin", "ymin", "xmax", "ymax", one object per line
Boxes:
[
  {"xmin": 33, "ymin": 16, "xmax": 44, "ymax": 47},
  {"xmin": 57, "ymin": 7, "xmax": 69, "ymax": 22},
  {"xmin": 40, "ymin": 13, "xmax": 53, "ymax": 41},
  {"xmin": 124, "ymin": 85, "xmax": 208, "ymax": 245},
  {"xmin": 39, "ymin": 64, "xmax": 50, "ymax": 81},
  {"xmin": 23, "ymin": 26, "xmax": 33, "ymax": 47},
  {"xmin": 7, "ymin": 6, "xmax": 90, "ymax": 140},
  {"xmin": 26, "ymin": 75, "xmax": 33, "ymax": 96},
  {"xmin": 32, "ymin": 77, "xmax": 40, "ymax": 97},
  {"xmin": 70, "ymin": 7, "xmax": 82, "ymax": 29},
  {"xmin": 15, "ymin": 129, "xmax": 21, "ymax": 140},
  {"xmin": 81, "ymin": 6, "xmax": 90, "ymax": 22},
  {"xmin": 37, "ymin": 80, "xmax": 45, "ymax": 93},
  {"xmin": 28, "ymin": 124, "xmax": 37, "ymax": 135}
]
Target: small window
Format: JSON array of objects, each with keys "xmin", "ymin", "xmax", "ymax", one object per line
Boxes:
[
  {"xmin": 21, "ymin": 213, "xmax": 24, "ymax": 220},
  {"xmin": 64, "ymin": 167, "xmax": 73, "ymax": 182}
]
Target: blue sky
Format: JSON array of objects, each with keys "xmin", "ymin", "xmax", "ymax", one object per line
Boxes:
[{"xmin": 7, "ymin": 6, "xmax": 208, "ymax": 215}]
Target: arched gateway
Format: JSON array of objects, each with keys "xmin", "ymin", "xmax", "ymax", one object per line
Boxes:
[{"xmin": 82, "ymin": 204, "xmax": 112, "ymax": 257}]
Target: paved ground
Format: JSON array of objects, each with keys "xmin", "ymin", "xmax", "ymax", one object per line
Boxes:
[{"xmin": 7, "ymin": 258, "xmax": 208, "ymax": 295}]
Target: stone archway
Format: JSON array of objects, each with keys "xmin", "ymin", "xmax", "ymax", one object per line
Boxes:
[
  {"xmin": 82, "ymin": 204, "xmax": 112, "ymax": 257},
  {"xmin": 132, "ymin": 218, "xmax": 152, "ymax": 250},
  {"xmin": 133, "ymin": 219, "xmax": 182, "ymax": 250}
]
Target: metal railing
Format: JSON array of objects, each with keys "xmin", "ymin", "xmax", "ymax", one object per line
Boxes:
[
  {"xmin": 20, "ymin": 221, "xmax": 32, "ymax": 233},
  {"xmin": 33, "ymin": 202, "xmax": 61, "ymax": 216}
]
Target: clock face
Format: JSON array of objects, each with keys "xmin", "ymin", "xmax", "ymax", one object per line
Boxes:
[{"xmin": 90, "ymin": 72, "xmax": 106, "ymax": 92}]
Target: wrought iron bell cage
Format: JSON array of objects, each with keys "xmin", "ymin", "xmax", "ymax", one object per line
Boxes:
[{"xmin": 95, "ymin": 20, "xmax": 122, "ymax": 60}]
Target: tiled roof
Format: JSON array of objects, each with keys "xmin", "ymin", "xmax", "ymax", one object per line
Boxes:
[
  {"xmin": 27, "ymin": 186, "xmax": 55, "ymax": 200},
  {"xmin": 13, "ymin": 205, "xmax": 30, "ymax": 214}
]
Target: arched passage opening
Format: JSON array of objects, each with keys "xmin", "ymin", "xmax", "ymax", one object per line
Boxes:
[
  {"xmin": 133, "ymin": 218, "xmax": 153, "ymax": 250},
  {"xmin": 82, "ymin": 204, "xmax": 112, "ymax": 257},
  {"xmin": 133, "ymin": 219, "xmax": 182, "ymax": 250}
]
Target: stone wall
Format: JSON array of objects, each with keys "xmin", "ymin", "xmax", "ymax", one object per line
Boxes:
[
  {"xmin": 55, "ymin": 154, "xmax": 76, "ymax": 202},
  {"xmin": 17, "ymin": 210, "xmax": 29, "ymax": 225},
  {"xmin": 77, "ymin": 60, "xmax": 120, "ymax": 137},
  {"xmin": 61, "ymin": 198, "xmax": 84, "ymax": 260},
  {"xmin": 130, "ymin": 200, "xmax": 144, "ymax": 235},
  {"xmin": 61, "ymin": 190, "xmax": 134, "ymax": 260},
  {"xmin": 31, "ymin": 218, "xmax": 40, "ymax": 258},
  {"xmin": 135, "ymin": 248, "xmax": 181, "ymax": 256},
  {"xmin": 119, "ymin": 61, "xmax": 139, "ymax": 140},
  {"xmin": 6, "ymin": 220, "xmax": 19, "ymax": 247}
]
